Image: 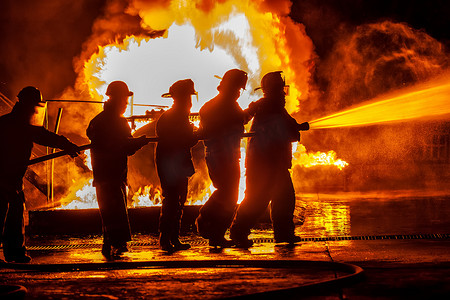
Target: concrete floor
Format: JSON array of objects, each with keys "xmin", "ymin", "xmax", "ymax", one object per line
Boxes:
[{"xmin": 1, "ymin": 193, "xmax": 450, "ymax": 299}]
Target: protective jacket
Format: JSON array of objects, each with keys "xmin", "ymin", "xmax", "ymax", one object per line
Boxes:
[
  {"xmin": 0, "ymin": 104, "xmax": 75, "ymax": 192},
  {"xmin": 86, "ymin": 108, "xmax": 143, "ymax": 186},
  {"xmin": 155, "ymin": 108, "xmax": 197, "ymax": 181},
  {"xmin": 199, "ymin": 95, "xmax": 249, "ymax": 162},
  {"xmin": 246, "ymin": 96, "xmax": 300, "ymax": 169}
]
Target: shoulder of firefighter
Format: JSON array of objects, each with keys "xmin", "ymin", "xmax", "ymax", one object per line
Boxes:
[
  {"xmin": 156, "ymin": 111, "xmax": 198, "ymax": 148},
  {"xmin": 252, "ymin": 110, "xmax": 301, "ymax": 143},
  {"xmin": 87, "ymin": 111, "xmax": 147, "ymax": 155},
  {"xmin": 244, "ymin": 100, "xmax": 261, "ymax": 121}
]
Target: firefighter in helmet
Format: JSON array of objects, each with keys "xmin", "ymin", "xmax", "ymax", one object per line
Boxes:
[
  {"xmin": 156, "ymin": 79, "xmax": 199, "ymax": 252},
  {"xmin": 0, "ymin": 86, "xmax": 79, "ymax": 263},
  {"xmin": 195, "ymin": 69, "xmax": 253, "ymax": 247},
  {"xmin": 86, "ymin": 81, "xmax": 149, "ymax": 259},
  {"xmin": 230, "ymin": 71, "xmax": 303, "ymax": 248}
]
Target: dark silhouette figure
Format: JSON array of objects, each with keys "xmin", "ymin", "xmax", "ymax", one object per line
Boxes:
[
  {"xmin": 0, "ymin": 86, "xmax": 79, "ymax": 263},
  {"xmin": 156, "ymin": 79, "xmax": 199, "ymax": 252},
  {"xmin": 230, "ymin": 71, "xmax": 302, "ymax": 248},
  {"xmin": 195, "ymin": 69, "xmax": 252, "ymax": 247},
  {"xmin": 86, "ymin": 81, "xmax": 148, "ymax": 259}
]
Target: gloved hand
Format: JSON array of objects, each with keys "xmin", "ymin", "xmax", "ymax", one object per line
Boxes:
[
  {"xmin": 65, "ymin": 142, "xmax": 81, "ymax": 158},
  {"xmin": 297, "ymin": 122, "xmax": 310, "ymax": 131},
  {"xmin": 134, "ymin": 135, "xmax": 149, "ymax": 148},
  {"xmin": 246, "ymin": 101, "xmax": 260, "ymax": 116}
]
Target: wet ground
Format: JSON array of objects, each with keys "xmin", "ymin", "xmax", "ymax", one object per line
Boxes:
[{"xmin": 1, "ymin": 192, "xmax": 450, "ymax": 299}]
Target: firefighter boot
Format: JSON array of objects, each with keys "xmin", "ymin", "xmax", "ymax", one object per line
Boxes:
[
  {"xmin": 5, "ymin": 254, "xmax": 32, "ymax": 263},
  {"xmin": 230, "ymin": 232, "xmax": 253, "ymax": 249},
  {"xmin": 171, "ymin": 222, "xmax": 191, "ymax": 251},
  {"xmin": 101, "ymin": 242, "xmax": 112, "ymax": 259},
  {"xmin": 159, "ymin": 232, "xmax": 174, "ymax": 252},
  {"xmin": 171, "ymin": 236, "xmax": 191, "ymax": 251},
  {"xmin": 195, "ymin": 215, "xmax": 212, "ymax": 239}
]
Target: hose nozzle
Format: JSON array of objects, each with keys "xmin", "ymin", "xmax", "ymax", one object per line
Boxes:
[{"xmin": 298, "ymin": 122, "xmax": 310, "ymax": 131}]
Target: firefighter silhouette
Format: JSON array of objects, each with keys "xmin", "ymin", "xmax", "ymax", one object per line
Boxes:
[
  {"xmin": 156, "ymin": 79, "xmax": 199, "ymax": 252},
  {"xmin": 0, "ymin": 86, "xmax": 79, "ymax": 263},
  {"xmin": 195, "ymin": 69, "xmax": 253, "ymax": 247},
  {"xmin": 230, "ymin": 71, "xmax": 303, "ymax": 248},
  {"xmin": 86, "ymin": 81, "xmax": 149, "ymax": 259}
]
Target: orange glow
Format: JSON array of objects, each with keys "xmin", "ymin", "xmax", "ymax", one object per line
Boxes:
[
  {"xmin": 131, "ymin": 183, "xmax": 216, "ymax": 207},
  {"xmin": 79, "ymin": 1, "xmax": 314, "ymax": 116},
  {"xmin": 56, "ymin": 0, "xmax": 353, "ymax": 210},
  {"xmin": 292, "ymin": 143, "xmax": 348, "ymax": 171},
  {"xmin": 301, "ymin": 196, "xmax": 351, "ymax": 241},
  {"xmin": 57, "ymin": 179, "xmax": 98, "ymax": 210},
  {"xmin": 84, "ymin": 150, "xmax": 93, "ymax": 171}
]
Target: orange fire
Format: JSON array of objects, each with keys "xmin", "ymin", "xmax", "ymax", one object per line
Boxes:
[
  {"xmin": 292, "ymin": 143, "xmax": 348, "ymax": 171},
  {"xmin": 57, "ymin": 0, "xmax": 348, "ymax": 209}
]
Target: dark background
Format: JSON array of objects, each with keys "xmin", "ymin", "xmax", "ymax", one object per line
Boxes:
[{"xmin": 0, "ymin": 0, "xmax": 449, "ymax": 100}]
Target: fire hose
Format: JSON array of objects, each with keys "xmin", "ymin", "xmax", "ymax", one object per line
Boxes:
[
  {"xmin": 0, "ymin": 259, "xmax": 364, "ymax": 299},
  {"xmin": 27, "ymin": 122, "xmax": 310, "ymax": 166}
]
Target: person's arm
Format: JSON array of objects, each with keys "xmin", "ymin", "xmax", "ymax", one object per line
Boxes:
[
  {"xmin": 243, "ymin": 100, "xmax": 260, "ymax": 124},
  {"xmin": 125, "ymin": 135, "xmax": 149, "ymax": 155},
  {"xmin": 32, "ymin": 126, "xmax": 80, "ymax": 157},
  {"xmin": 87, "ymin": 117, "xmax": 148, "ymax": 156},
  {"xmin": 286, "ymin": 113, "xmax": 301, "ymax": 142},
  {"xmin": 157, "ymin": 116, "xmax": 198, "ymax": 148}
]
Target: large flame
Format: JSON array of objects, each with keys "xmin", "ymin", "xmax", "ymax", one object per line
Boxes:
[{"xmin": 58, "ymin": 0, "xmax": 351, "ymax": 210}]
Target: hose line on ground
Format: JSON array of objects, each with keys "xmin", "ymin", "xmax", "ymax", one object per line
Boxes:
[{"xmin": 0, "ymin": 259, "xmax": 364, "ymax": 298}]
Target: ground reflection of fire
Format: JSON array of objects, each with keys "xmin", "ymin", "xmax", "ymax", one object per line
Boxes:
[
  {"xmin": 55, "ymin": 0, "xmax": 350, "ymax": 210},
  {"xmin": 298, "ymin": 195, "xmax": 351, "ymax": 244}
]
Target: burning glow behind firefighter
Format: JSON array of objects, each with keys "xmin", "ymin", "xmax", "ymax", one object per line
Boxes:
[{"xmin": 59, "ymin": 0, "xmax": 350, "ymax": 209}]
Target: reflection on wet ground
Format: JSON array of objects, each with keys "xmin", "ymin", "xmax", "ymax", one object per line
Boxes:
[
  {"xmin": 21, "ymin": 193, "xmax": 450, "ymax": 266},
  {"xmin": 2, "ymin": 193, "xmax": 450, "ymax": 299},
  {"xmin": 297, "ymin": 193, "xmax": 450, "ymax": 237}
]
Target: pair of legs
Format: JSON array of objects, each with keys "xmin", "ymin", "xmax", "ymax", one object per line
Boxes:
[
  {"xmin": 196, "ymin": 154, "xmax": 240, "ymax": 247},
  {"xmin": 159, "ymin": 176, "xmax": 190, "ymax": 251},
  {"xmin": 95, "ymin": 182, "xmax": 131, "ymax": 257},
  {"xmin": 0, "ymin": 189, "xmax": 30, "ymax": 262},
  {"xmin": 231, "ymin": 163, "xmax": 297, "ymax": 246}
]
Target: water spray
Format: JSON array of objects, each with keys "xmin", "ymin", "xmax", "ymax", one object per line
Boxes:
[{"xmin": 309, "ymin": 72, "xmax": 450, "ymax": 129}]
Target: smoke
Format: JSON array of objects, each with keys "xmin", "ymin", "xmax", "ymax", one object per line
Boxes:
[
  {"xmin": 0, "ymin": 0, "xmax": 107, "ymax": 100},
  {"xmin": 316, "ymin": 21, "xmax": 449, "ymax": 115},
  {"xmin": 299, "ymin": 21, "xmax": 450, "ymax": 192}
]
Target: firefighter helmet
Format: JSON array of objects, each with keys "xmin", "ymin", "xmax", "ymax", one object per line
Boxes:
[
  {"xmin": 106, "ymin": 81, "xmax": 133, "ymax": 97},
  {"xmin": 218, "ymin": 69, "xmax": 248, "ymax": 91},
  {"xmin": 260, "ymin": 71, "xmax": 286, "ymax": 94},
  {"xmin": 161, "ymin": 79, "xmax": 197, "ymax": 99},
  {"xmin": 17, "ymin": 86, "xmax": 45, "ymax": 107}
]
